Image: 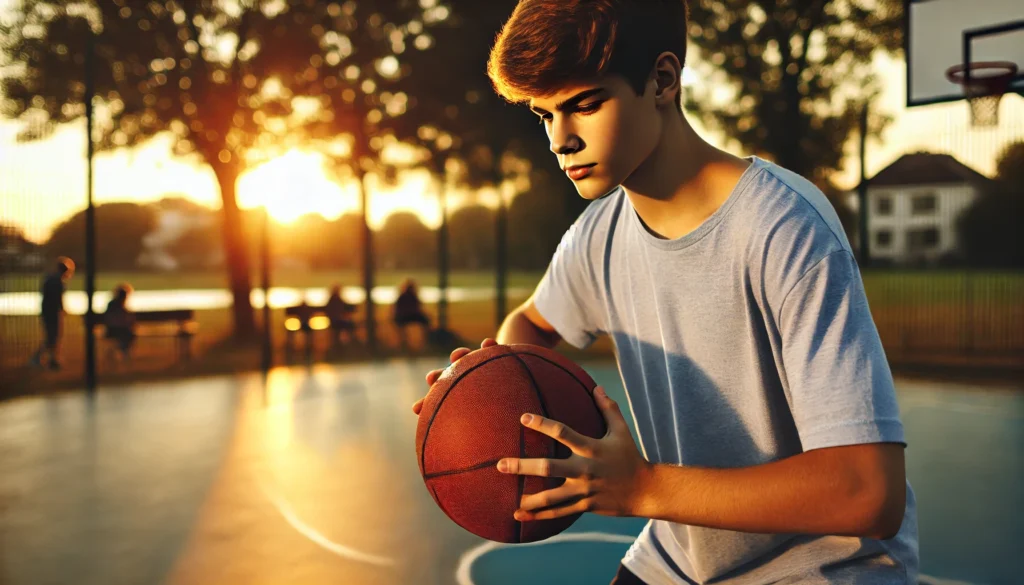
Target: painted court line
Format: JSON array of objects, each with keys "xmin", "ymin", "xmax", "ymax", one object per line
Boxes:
[
  {"xmin": 260, "ymin": 483, "xmax": 396, "ymax": 567},
  {"xmin": 456, "ymin": 531, "xmax": 637, "ymax": 585}
]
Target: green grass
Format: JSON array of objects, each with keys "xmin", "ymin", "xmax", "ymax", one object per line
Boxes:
[{"xmin": 0, "ymin": 269, "xmax": 546, "ymax": 294}]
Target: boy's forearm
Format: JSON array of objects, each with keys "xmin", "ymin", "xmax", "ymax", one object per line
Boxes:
[
  {"xmin": 636, "ymin": 444, "xmax": 905, "ymax": 540},
  {"xmin": 495, "ymin": 308, "xmax": 560, "ymax": 348}
]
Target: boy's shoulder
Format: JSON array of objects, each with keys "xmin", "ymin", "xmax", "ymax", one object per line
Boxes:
[{"xmin": 742, "ymin": 157, "xmax": 851, "ymax": 257}]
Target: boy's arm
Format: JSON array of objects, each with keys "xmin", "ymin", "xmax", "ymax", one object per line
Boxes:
[
  {"xmin": 638, "ymin": 442, "xmax": 906, "ymax": 540},
  {"xmin": 502, "ymin": 390, "xmax": 906, "ymax": 540},
  {"xmin": 495, "ymin": 298, "xmax": 563, "ymax": 348}
]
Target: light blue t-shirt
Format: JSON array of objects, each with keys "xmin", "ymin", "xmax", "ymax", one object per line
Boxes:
[{"xmin": 533, "ymin": 156, "xmax": 919, "ymax": 585}]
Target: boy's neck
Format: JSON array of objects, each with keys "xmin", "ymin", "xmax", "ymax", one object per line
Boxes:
[{"xmin": 621, "ymin": 112, "xmax": 750, "ymax": 241}]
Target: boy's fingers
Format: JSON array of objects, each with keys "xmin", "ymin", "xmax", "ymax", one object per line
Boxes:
[
  {"xmin": 449, "ymin": 347, "xmax": 471, "ymax": 362},
  {"xmin": 481, "ymin": 338, "xmax": 497, "ymax": 348},
  {"xmin": 412, "ymin": 398, "xmax": 424, "ymax": 415},
  {"xmin": 425, "ymin": 368, "xmax": 443, "ymax": 386}
]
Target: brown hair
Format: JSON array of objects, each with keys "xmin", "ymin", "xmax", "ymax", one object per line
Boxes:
[{"xmin": 487, "ymin": 0, "xmax": 689, "ymax": 104}]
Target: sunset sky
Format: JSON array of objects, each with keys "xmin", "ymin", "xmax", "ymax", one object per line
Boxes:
[{"xmin": 1, "ymin": 26, "xmax": 1021, "ymax": 243}]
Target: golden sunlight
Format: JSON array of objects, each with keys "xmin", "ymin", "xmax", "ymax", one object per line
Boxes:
[
  {"xmin": 237, "ymin": 148, "xmax": 446, "ymax": 229},
  {"xmin": 237, "ymin": 149, "xmax": 355, "ymax": 224}
]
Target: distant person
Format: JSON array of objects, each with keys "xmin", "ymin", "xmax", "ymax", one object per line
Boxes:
[
  {"xmin": 104, "ymin": 284, "xmax": 136, "ymax": 361},
  {"xmin": 394, "ymin": 278, "xmax": 430, "ymax": 352},
  {"xmin": 324, "ymin": 283, "xmax": 357, "ymax": 345},
  {"xmin": 29, "ymin": 256, "xmax": 75, "ymax": 370}
]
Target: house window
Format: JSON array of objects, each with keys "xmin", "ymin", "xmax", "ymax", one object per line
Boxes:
[
  {"xmin": 907, "ymin": 228, "xmax": 940, "ymax": 251},
  {"xmin": 875, "ymin": 196, "xmax": 893, "ymax": 216},
  {"xmin": 911, "ymin": 193, "xmax": 937, "ymax": 215},
  {"xmin": 875, "ymin": 230, "xmax": 892, "ymax": 247}
]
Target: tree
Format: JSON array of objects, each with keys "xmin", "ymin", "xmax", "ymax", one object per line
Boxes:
[
  {"xmin": 1, "ymin": 0, "xmax": 438, "ymax": 337},
  {"xmin": 957, "ymin": 141, "xmax": 1024, "ymax": 268},
  {"xmin": 448, "ymin": 205, "xmax": 495, "ymax": 270},
  {"xmin": 45, "ymin": 202, "xmax": 155, "ymax": 271},
  {"xmin": 685, "ymin": 0, "xmax": 903, "ymax": 183},
  {"xmin": 375, "ymin": 211, "xmax": 435, "ymax": 270}
]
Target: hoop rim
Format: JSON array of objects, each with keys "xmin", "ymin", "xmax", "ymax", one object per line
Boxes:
[{"xmin": 945, "ymin": 61, "xmax": 1019, "ymax": 87}]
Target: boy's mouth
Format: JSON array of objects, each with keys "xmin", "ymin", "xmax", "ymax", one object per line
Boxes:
[{"xmin": 564, "ymin": 163, "xmax": 597, "ymax": 180}]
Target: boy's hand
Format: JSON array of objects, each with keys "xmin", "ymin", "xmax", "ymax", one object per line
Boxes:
[
  {"xmin": 412, "ymin": 338, "xmax": 498, "ymax": 415},
  {"xmin": 497, "ymin": 386, "xmax": 653, "ymax": 520}
]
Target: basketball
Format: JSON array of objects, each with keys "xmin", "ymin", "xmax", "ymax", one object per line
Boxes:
[{"xmin": 415, "ymin": 343, "xmax": 607, "ymax": 543}]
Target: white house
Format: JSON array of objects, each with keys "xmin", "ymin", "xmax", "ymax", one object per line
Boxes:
[
  {"xmin": 138, "ymin": 199, "xmax": 221, "ymax": 270},
  {"xmin": 847, "ymin": 153, "xmax": 991, "ymax": 266}
]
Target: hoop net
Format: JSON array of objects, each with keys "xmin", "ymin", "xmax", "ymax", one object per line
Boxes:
[{"xmin": 945, "ymin": 61, "xmax": 1019, "ymax": 127}]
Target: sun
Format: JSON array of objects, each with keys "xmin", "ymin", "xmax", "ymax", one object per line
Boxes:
[
  {"xmin": 237, "ymin": 148, "xmax": 445, "ymax": 229},
  {"xmin": 237, "ymin": 149, "xmax": 355, "ymax": 223}
]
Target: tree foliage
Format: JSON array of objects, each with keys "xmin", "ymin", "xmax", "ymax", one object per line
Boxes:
[
  {"xmin": 45, "ymin": 202, "xmax": 155, "ymax": 271},
  {"xmin": 957, "ymin": 142, "xmax": 1024, "ymax": 268},
  {"xmin": 685, "ymin": 0, "xmax": 903, "ymax": 182},
  {"xmin": 1, "ymin": 0, "xmax": 441, "ymax": 335}
]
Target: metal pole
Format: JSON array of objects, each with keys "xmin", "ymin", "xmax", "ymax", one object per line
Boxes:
[
  {"xmin": 359, "ymin": 169, "xmax": 375, "ymax": 353},
  {"xmin": 84, "ymin": 25, "xmax": 97, "ymax": 394},
  {"xmin": 260, "ymin": 207, "xmax": 272, "ymax": 373},
  {"xmin": 495, "ymin": 189, "xmax": 508, "ymax": 328},
  {"xmin": 857, "ymin": 101, "xmax": 870, "ymax": 266},
  {"xmin": 437, "ymin": 175, "xmax": 449, "ymax": 331}
]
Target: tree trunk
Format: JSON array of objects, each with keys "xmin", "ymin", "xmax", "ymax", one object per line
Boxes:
[
  {"xmin": 495, "ymin": 187, "xmax": 508, "ymax": 328},
  {"xmin": 356, "ymin": 165, "xmax": 376, "ymax": 352},
  {"xmin": 437, "ymin": 176, "xmax": 449, "ymax": 331},
  {"xmin": 214, "ymin": 163, "xmax": 256, "ymax": 338}
]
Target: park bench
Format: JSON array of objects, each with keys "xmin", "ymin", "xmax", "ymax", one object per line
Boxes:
[
  {"xmin": 86, "ymin": 309, "xmax": 198, "ymax": 362},
  {"xmin": 283, "ymin": 304, "xmax": 364, "ymax": 352}
]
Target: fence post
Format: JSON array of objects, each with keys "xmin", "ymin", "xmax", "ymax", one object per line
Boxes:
[{"xmin": 84, "ymin": 25, "xmax": 97, "ymax": 394}]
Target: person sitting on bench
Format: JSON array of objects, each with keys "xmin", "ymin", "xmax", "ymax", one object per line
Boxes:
[
  {"xmin": 325, "ymin": 283, "xmax": 357, "ymax": 346},
  {"xmin": 393, "ymin": 278, "xmax": 430, "ymax": 353},
  {"xmin": 104, "ymin": 283, "xmax": 136, "ymax": 362}
]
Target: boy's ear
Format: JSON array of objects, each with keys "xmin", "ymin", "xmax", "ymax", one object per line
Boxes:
[{"xmin": 651, "ymin": 51, "xmax": 682, "ymax": 107}]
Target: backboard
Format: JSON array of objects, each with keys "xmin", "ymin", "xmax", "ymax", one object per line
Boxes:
[{"xmin": 905, "ymin": 0, "xmax": 1024, "ymax": 107}]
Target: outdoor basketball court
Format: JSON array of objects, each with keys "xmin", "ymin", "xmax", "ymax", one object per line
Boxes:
[{"xmin": 0, "ymin": 358, "xmax": 1021, "ymax": 585}]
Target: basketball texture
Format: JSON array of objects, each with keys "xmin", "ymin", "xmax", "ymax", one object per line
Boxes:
[{"xmin": 415, "ymin": 343, "xmax": 607, "ymax": 543}]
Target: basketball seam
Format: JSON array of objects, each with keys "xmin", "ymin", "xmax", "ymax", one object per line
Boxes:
[
  {"xmin": 515, "ymin": 350, "xmax": 595, "ymax": 397},
  {"xmin": 422, "ymin": 457, "xmax": 503, "ymax": 480},
  {"xmin": 510, "ymin": 352, "xmax": 552, "ymax": 419},
  {"xmin": 517, "ymin": 349, "xmax": 608, "ymax": 438},
  {"xmin": 420, "ymin": 352, "xmax": 517, "ymax": 475},
  {"xmin": 510, "ymin": 351, "xmax": 555, "ymax": 542}
]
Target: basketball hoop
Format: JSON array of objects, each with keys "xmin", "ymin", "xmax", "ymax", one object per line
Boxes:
[{"xmin": 945, "ymin": 61, "xmax": 1018, "ymax": 127}]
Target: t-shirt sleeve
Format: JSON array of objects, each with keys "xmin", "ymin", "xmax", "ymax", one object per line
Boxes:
[
  {"xmin": 777, "ymin": 250, "xmax": 905, "ymax": 451},
  {"xmin": 532, "ymin": 219, "xmax": 605, "ymax": 350}
]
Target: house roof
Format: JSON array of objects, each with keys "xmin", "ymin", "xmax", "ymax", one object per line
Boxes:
[{"xmin": 867, "ymin": 152, "xmax": 991, "ymax": 188}]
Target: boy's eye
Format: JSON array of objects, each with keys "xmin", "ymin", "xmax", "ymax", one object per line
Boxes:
[
  {"xmin": 537, "ymin": 115, "xmax": 551, "ymax": 125},
  {"xmin": 576, "ymin": 101, "xmax": 601, "ymax": 113}
]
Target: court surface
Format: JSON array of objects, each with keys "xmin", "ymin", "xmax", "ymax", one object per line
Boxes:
[{"xmin": 1, "ymin": 359, "xmax": 1021, "ymax": 585}]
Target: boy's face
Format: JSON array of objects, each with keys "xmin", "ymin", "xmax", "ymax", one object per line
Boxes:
[{"xmin": 529, "ymin": 74, "xmax": 661, "ymax": 200}]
